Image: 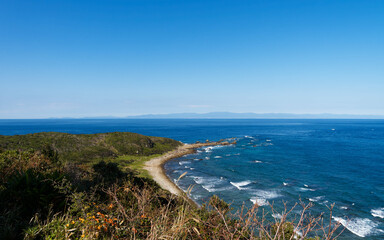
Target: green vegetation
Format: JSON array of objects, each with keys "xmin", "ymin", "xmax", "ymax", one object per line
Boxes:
[
  {"xmin": 112, "ymin": 154, "xmax": 161, "ymax": 178},
  {"xmin": 0, "ymin": 132, "xmax": 342, "ymax": 239},
  {"xmin": 0, "ymin": 132, "xmax": 181, "ymax": 176},
  {"xmin": 0, "ymin": 131, "xmax": 181, "ymax": 163}
]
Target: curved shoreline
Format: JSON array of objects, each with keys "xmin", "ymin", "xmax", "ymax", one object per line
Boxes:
[{"xmin": 144, "ymin": 141, "xmax": 235, "ymax": 197}]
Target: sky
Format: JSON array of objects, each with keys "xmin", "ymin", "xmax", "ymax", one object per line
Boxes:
[{"xmin": 1, "ymin": 0, "xmax": 383, "ymax": 118}]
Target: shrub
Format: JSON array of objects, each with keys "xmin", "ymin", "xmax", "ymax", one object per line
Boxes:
[{"xmin": 92, "ymin": 160, "xmax": 127, "ymax": 185}]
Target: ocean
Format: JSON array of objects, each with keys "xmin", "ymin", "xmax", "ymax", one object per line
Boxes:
[{"xmin": 0, "ymin": 119, "xmax": 383, "ymax": 239}]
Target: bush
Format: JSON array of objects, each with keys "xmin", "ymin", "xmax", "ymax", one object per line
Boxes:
[{"xmin": 92, "ymin": 160, "xmax": 127, "ymax": 185}]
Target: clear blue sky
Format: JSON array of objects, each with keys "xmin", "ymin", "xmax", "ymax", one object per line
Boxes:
[{"xmin": 1, "ymin": 0, "xmax": 383, "ymax": 118}]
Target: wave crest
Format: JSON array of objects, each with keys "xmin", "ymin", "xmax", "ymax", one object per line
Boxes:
[
  {"xmin": 371, "ymin": 208, "xmax": 384, "ymax": 219},
  {"xmin": 230, "ymin": 180, "xmax": 252, "ymax": 190},
  {"xmin": 332, "ymin": 216, "xmax": 380, "ymax": 237},
  {"xmin": 250, "ymin": 198, "xmax": 268, "ymax": 206}
]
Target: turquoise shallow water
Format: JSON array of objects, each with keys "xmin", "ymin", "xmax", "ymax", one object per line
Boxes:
[{"xmin": 1, "ymin": 119, "xmax": 383, "ymax": 239}]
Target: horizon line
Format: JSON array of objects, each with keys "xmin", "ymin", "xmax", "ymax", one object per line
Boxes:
[{"xmin": 1, "ymin": 112, "xmax": 384, "ymax": 120}]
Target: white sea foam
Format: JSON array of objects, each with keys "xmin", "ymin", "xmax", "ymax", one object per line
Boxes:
[
  {"xmin": 321, "ymin": 200, "xmax": 329, "ymax": 205},
  {"xmin": 371, "ymin": 208, "xmax": 384, "ymax": 219},
  {"xmin": 203, "ymin": 145, "xmax": 224, "ymax": 153},
  {"xmin": 308, "ymin": 196, "xmax": 324, "ymax": 202},
  {"xmin": 214, "ymin": 156, "xmax": 222, "ymax": 158},
  {"xmin": 272, "ymin": 213, "xmax": 283, "ymax": 219},
  {"xmin": 193, "ymin": 176, "xmax": 213, "ymax": 185},
  {"xmin": 201, "ymin": 184, "xmax": 233, "ymax": 193},
  {"xmin": 205, "ymin": 157, "xmax": 210, "ymax": 160},
  {"xmin": 304, "ymin": 184, "xmax": 309, "ymax": 187},
  {"xmin": 201, "ymin": 184, "xmax": 216, "ymax": 192},
  {"xmin": 294, "ymin": 228, "xmax": 303, "ymax": 238},
  {"xmin": 340, "ymin": 206, "xmax": 348, "ymax": 210},
  {"xmin": 216, "ymin": 186, "xmax": 235, "ymax": 192},
  {"xmin": 178, "ymin": 161, "xmax": 190, "ymax": 165},
  {"xmin": 192, "ymin": 195, "xmax": 202, "ymax": 200},
  {"xmin": 299, "ymin": 187, "xmax": 316, "ymax": 192},
  {"xmin": 253, "ymin": 160, "xmax": 262, "ymax": 163},
  {"xmin": 190, "ymin": 168, "xmax": 195, "ymax": 170},
  {"xmin": 201, "ymin": 185, "xmax": 215, "ymax": 192},
  {"xmin": 250, "ymin": 198, "xmax": 268, "ymax": 206},
  {"xmin": 230, "ymin": 180, "xmax": 252, "ymax": 190},
  {"xmin": 266, "ymin": 139, "xmax": 272, "ymax": 142},
  {"xmin": 252, "ymin": 190, "xmax": 281, "ymax": 199},
  {"xmin": 203, "ymin": 146, "xmax": 213, "ymax": 152},
  {"xmin": 193, "ymin": 176, "xmax": 232, "ymax": 193},
  {"xmin": 283, "ymin": 182, "xmax": 289, "ymax": 186},
  {"xmin": 332, "ymin": 216, "xmax": 379, "ymax": 237}
]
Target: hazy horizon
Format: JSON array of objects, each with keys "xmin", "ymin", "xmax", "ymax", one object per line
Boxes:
[
  {"xmin": 1, "ymin": 112, "xmax": 384, "ymax": 120},
  {"xmin": 1, "ymin": 1, "xmax": 383, "ymax": 118}
]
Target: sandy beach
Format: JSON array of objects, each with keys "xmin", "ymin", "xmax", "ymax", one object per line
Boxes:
[{"xmin": 144, "ymin": 141, "xmax": 234, "ymax": 196}]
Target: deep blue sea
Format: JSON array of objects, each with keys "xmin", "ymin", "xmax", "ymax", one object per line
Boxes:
[{"xmin": 0, "ymin": 119, "xmax": 383, "ymax": 239}]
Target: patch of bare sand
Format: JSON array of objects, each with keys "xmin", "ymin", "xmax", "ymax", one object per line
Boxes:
[{"xmin": 144, "ymin": 141, "xmax": 234, "ymax": 196}]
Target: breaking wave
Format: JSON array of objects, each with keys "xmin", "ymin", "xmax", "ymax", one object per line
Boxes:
[
  {"xmin": 178, "ymin": 161, "xmax": 190, "ymax": 165},
  {"xmin": 230, "ymin": 180, "xmax": 252, "ymax": 190},
  {"xmin": 332, "ymin": 216, "xmax": 381, "ymax": 237},
  {"xmin": 371, "ymin": 208, "xmax": 384, "ymax": 219},
  {"xmin": 250, "ymin": 198, "xmax": 268, "ymax": 206},
  {"xmin": 308, "ymin": 196, "xmax": 324, "ymax": 202},
  {"xmin": 299, "ymin": 187, "xmax": 316, "ymax": 192},
  {"xmin": 250, "ymin": 190, "xmax": 281, "ymax": 207},
  {"xmin": 203, "ymin": 145, "xmax": 225, "ymax": 153},
  {"xmin": 193, "ymin": 176, "xmax": 233, "ymax": 193},
  {"xmin": 252, "ymin": 190, "xmax": 281, "ymax": 199},
  {"xmin": 272, "ymin": 213, "xmax": 283, "ymax": 219}
]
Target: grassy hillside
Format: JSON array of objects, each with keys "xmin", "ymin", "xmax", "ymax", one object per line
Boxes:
[{"xmin": 0, "ymin": 132, "xmax": 181, "ymax": 165}]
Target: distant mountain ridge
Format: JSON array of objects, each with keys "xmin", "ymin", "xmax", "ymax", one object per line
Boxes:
[
  {"xmin": 122, "ymin": 112, "xmax": 384, "ymax": 119},
  {"xmin": 46, "ymin": 112, "xmax": 384, "ymax": 119}
]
